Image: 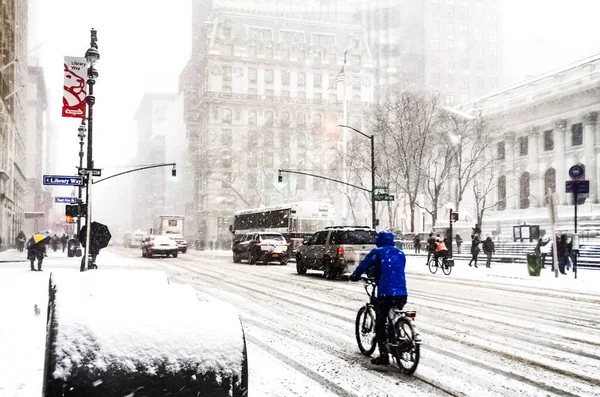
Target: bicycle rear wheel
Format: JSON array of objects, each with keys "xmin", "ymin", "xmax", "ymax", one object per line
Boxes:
[
  {"xmin": 392, "ymin": 318, "xmax": 420, "ymax": 375},
  {"xmin": 355, "ymin": 306, "xmax": 377, "ymax": 356},
  {"xmin": 428, "ymin": 257, "xmax": 438, "ymax": 274},
  {"xmin": 442, "ymin": 260, "xmax": 452, "ymax": 275}
]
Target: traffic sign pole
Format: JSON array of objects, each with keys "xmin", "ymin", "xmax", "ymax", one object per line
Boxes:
[{"xmin": 573, "ymin": 183, "xmax": 578, "ymax": 279}]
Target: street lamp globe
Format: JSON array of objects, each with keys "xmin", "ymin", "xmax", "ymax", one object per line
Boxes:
[
  {"xmin": 445, "ymin": 202, "xmax": 454, "ymax": 211},
  {"xmin": 77, "ymin": 125, "xmax": 87, "ymax": 138},
  {"xmin": 85, "ymin": 47, "xmax": 100, "ymax": 66}
]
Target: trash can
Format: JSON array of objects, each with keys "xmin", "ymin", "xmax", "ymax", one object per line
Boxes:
[
  {"xmin": 43, "ymin": 271, "xmax": 248, "ymax": 397},
  {"xmin": 527, "ymin": 253, "xmax": 542, "ymax": 277},
  {"xmin": 66, "ymin": 239, "xmax": 77, "ymax": 258}
]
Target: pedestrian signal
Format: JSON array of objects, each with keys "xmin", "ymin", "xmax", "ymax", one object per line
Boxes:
[
  {"xmin": 450, "ymin": 212, "xmax": 459, "ymax": 223},
  {"xmin": 66, "ymin": 215, "xmax": 75, "ymax": 223}
]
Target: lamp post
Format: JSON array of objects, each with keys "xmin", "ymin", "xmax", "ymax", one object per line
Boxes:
[
  {"xmin": 76, "ymin": 123, "xmax": 86, "ymax": 242},
  {"xmin": 82, "ymin": 28, "xmax": 99, "ymax": 272},
  {"xmin": 338, "ymin": 125, "xmax": 376, "ymax": 229}
]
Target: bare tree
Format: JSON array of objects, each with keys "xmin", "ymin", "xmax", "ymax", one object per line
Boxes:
[
  {"xmin": 371, "ymin": 91, "xmax": 439, "ymax": 232},
  {"xmin": 438, "ymin": 110, "xmax": 494, "ymax": 212}
]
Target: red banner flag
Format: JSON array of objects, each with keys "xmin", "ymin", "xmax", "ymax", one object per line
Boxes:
[{"xmin": 62, "ymin": 56, "xmax": 87, "ymax": 118}]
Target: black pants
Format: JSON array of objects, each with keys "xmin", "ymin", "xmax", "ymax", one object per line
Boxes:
[
  {"xmin": 29, "ymin": 251, "xmax": 43, "ymax": 270},
  {"xmin": 468, "ymin": 253, "xmax": 478, "ymax": 267},
  {"xmin": 375, "ymin": 296, "xmax": 408, "ymax": 354}
]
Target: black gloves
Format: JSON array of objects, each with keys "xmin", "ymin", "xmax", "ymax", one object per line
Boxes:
[{"xmin": 350, "ymin": 274, "xmax": 360, "ymax": 282}]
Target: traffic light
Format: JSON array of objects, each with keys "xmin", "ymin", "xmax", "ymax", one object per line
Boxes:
[
  {"xmin": 66, "ymin": 215, "xmax": 74, "ymax": 223},
  {"xmin": 278, "ymin": 172, "xmax": 283, "ymax": 183},
  {"xmin": 172, "ymin": 167, "xmax": 177, "ymax": 177},
  {"xmin": 450, "ymin": 212, "xmax": 459, "ymax": 223}
]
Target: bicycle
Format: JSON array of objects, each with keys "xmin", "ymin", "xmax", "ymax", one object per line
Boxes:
[
  {"xmin": 354, "ymin": 277, "xmax": 421, "ymax": 375},
  {"xmin": 428, "ymin": 253, "xmax": 453, "ymax": 275}
]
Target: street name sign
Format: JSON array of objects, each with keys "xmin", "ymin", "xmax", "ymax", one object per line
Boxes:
[
  {"xmin": 55, "ymin": 197, "xmax": 78, "ymax": 204},
  {"xmin": 43, "ymin": 175, "xmax": 83, "ymax": 186},
  {"xmin": 374, "ymin": 193, "xmax": 395, "ymax": 201},
  {"xmin": 78, "ymin": 168, "xmax": 102, "ymax": 177},
  {"xmin": 565, "ymin": 180, "xmax": 590, "ymax": 198}
]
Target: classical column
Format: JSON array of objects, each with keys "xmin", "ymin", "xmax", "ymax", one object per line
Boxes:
[
  {"xmin": 554, "ymin": 119, "xmax": 567, "ymax": 205},
  {"xmin": 505, "ymin": 132, "xmax": 519, "ymax": 210},
  {"xmin": 528, "ymin": 126, "xmax": 542, "ymax": 207},
  {"xmin": 583, "ymin": 112, "xmax": 597, "ymax": 203}
]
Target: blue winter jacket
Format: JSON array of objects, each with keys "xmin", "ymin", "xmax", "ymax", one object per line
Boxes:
[{"xmin": 351, "ymin": 231, "xmax": 407, "ymax": 297}]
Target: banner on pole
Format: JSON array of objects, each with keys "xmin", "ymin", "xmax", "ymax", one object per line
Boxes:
[{"xmin": 62, "ymin": 56, "xmax": 87, "ymax": 118}]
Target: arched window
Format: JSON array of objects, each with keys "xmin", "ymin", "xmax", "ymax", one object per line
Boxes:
[
  {"xmin": 544, "ymin": 168, "xmax": 556, "ymax": 205},
  {"xmin": 312, "ymin": 113, "xmax": 323, "ymax": 127},
  {"xmin": 520, "ymin": 172, "xmax": 530, "ymax": 209},
  {"xmin": 248, "ymin": 110, "xmax": 257, "ymax": 126},
  {"xmin": 497, "ymin": 175, "xmax": 506, "ymax": 211},
  {"xmin": 281, "ymin": 111, "xmax": 290, "ymax": 127},
  {"xmin": 296, "ymin": 112, "xmax": 306, "ymax": 127},
  {"xmin": 222, "ymin": 108, "xmax": 232, "ymax": 124},
  {"xmin": 264, "ymin": 111, "xmax": 274, "ymax": 127}
]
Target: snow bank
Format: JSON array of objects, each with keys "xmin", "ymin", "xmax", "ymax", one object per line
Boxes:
[{"xmin": 43, "ymin": 270, "xmax": 248, "ymax": 396}]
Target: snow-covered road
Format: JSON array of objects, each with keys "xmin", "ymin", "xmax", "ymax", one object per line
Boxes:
[
  {"xmin": 1, "ymin": 248, "xmax": 599, "ymax": 396},
  {"xmin": 120, "ymin": 248, "xmax": 600, "ymax": 397}
]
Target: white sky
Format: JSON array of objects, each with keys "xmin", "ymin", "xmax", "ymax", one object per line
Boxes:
[{"xmin": 26, "ymin": 0, "xmax": 600, "ymax": 231}]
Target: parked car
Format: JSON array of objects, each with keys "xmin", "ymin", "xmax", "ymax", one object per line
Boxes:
[
  {"xmin": 295, "ymin": 226, "xmax": 377, "ymax": 279},
  {"xmin": 167, "ymin": 234, "xmax": 188, "ymax": 253},
  {"xmin": 141, "ymin": 235, "xmax": 179, "ymax": 258},
  {"xmin": 232, "ymin": 232, "xmax": 289, "ymax": 265}
]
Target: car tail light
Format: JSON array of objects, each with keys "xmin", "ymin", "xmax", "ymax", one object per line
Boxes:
[
  {"xmin": 404, "ymin": 311, "xmax": 416, "ymax": 319},
  {"xmin": 151, "ymin": 243, "xmax": 155, "ymax": 248},
  {"xmin": 337, "ymin": 247, "xmax": 343, "ymax": 255},
  {"xmin": 255, "ymin": 242, "xmax": 261, "ymax": 246}
]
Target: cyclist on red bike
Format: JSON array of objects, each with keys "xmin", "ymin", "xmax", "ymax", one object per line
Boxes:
[{"xmin": 350, "ymin": 231, "xmax": 407, "ymax": 365}]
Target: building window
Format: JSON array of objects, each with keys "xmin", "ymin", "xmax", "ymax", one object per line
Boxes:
[
  {"xmin": 497, "ymin": 141, "xmax": 505, "ymax": 160},
  {"xmin": 460, "ymin": 93, "xmax": 469, "ymax": 103},
  {"xmin": 497, "ymin": 175, "xmax": 506, "ymax": 211},
  {"xmin": 248, "ymin": 110, "xmax": 257, "ymax": 125},
  {"xmin": 314, "ymin": 92, "xmax": 322, "ymax": 101},
  {"xmin": 351, "ymin": 55, "xmax": 361, "ymax": 66},
  {"xmin": 461, "ymin": 76, "xmax": 469, "ymax": 89},
  {"xmin": 476, "ymin": 43, "xmax": 484, "ymax": 54},
  {"xmin": 248, "ymin": 88, "xmax": 258, "ymax": 95},
  {"xmin": 297, "ymin": 175, "xmax": 305, "ymax": 190},
  {"xmin": 476, "ymin": 60, "xmax": 484, "ymax": 72},
  {"xmin": 446, "ymin": 74, "xmax": 455, "ymax": 88},
  {"xmin": 353, "ymin": 39, "xmax": 360, "ymax": 49},
  {"xmin": 490, "ymin": 44, "xmax": 497, "ymax": 56},
  {"xmin": 445, "ymin": 94, "xmax": 454, "ymax": 105},
  {"xmin": 221, "ymin": 129, "xmax": 232, "ymax": 145},
  {"xmin": 572, "ymin": 123, "xmax": 583, "ymax": 146},
  {"xmin": 327, "ymin": 52, "xmax": 336, "ymax": 64},
  {"xmin": 445, "ymin": 40, "xmax": 454, "ymax": 51},
  {"xmin": 544, "ymin": 130, "xmax": 554, "ymax": 151},
  {"xmin": 313, "ymin": 74, "xmax": 322, "ymax": 88},
  {"xmin": 249, "ymin": 68, "xmax": 257, "ymax": 83},
  {"xmin": 281, "ymin": 111, "xmax": 291, "ymax": 126},
  {"xmin": 264, "ymin": 152, "xmax": 274, "ymax": 168},
  {"xmin": 447, "ymin": 58, "xmax": 455, "ymax": 70},
  {"xmin": 459, "ymin": 24, "xmax": 468, "ymax": 36},
  {"xmin": 296, "ymin": 112, "xmax": 306, "ymax": 127},
  {"xmin": 519, "ymin": 136, "xmax": 528, "ymax": 156},
  {"xmin": 265, "ymin": 89, "xmax": 274, "ymax": 97},
  {"xmin": 446, "ymin": 23, "xmax": 454, "ymax": 36},
  {"xmin": 223, "ymin": 66, "xmax": 232, "ymax": 81},
  {"xmin": 330, "ymin": 93, "xmax": 337, "ymax": 103},
  {"xmin": 429, "ymin": 39, "xmax": 439, "ymax": 50},
  {"xmin": 460, "ymin": 6, "xmax": 469, "ymax": 19},
  {"xmin": 520, "ymin": 172, "xmax": 530, "ymax": 209},
  {"xmin": 282, "ymin": 71, "xmax": 290, "ymax": 85},
  {"xmin": 544, "ymin": 168, "xmax": 556, "ymax": 205},
  {"xmin": 475, "ymin": 27, "xmax": 483, "ymax": 41},
  {"xmin": 265, "ymin": 69, "xmax": 274, "ymax": 84},
  {"xmin": 265, "ymin": 111, "xmax": 274, "ymax": 127},
  {"xmin": 298, "ymin": 72, "xmax": 306, "ymax": 86},
  {"xmin": 446, "ymin": 6, "xmax": 454, "ymax": 17},
  {"xmin": 223, "ymin": 27, "xmax": 232, "ymax": 38},
  {"xmin": 461, "ymin": 57, "xmax": 469, "ymax": 69},
  {"xmin": 281, "ymin": 90, "xmax": 290, "ymax": 98},
  {"xmin": 432, "ymin": 73, "xmax": 440, "ymax": 87},
  {"xmin": 222, "ymin": 108, "xmax": 232, "ymax": 124},
  {"xmin": 297, "ymin": 91, "xmax": 306, "ymax": 99}
]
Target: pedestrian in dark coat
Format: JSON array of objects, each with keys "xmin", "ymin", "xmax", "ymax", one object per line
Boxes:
[
  {"xmin": 455, "ymin": 234, "xmax": 463, "ymax": 254},
  {"xmin": 557, "ymin": 234, "xmax": 571, "ymax": 275},
  {"xmin": 426, "ymin": 233, "xmax": 436, "ymax": 264},
  {"xmin": 482, "ymin": 236, "xmax": 495, "ymax": 268},
  {"xmin": 413, "ymin": 235, "xmax": 421, "ymax": 254},
  {"xmin": 27, "ymin": 238, "xmax": 45, "ymax": 271},
  {"xmin": 468, "ymin": 235, "xmax": 479, "ymax": 268},
  {"xmin": 60, "ymin": 234, "xmax": 68, "ymax": 252}
]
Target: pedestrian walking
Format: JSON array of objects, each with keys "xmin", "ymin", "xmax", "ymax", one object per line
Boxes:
[
  {"xmin": 51, "ymin": 234, "xmax": 59, "ymax": 252},
  {"xmin": 455, "ymin": 234, "xmax": 463, "ymax": 254},
  {"xmin": 413, "ymin": 235, "xmax": 421, "ymax": 254},
  {"xmin": 468, "ymin": 235, "xmax": 480, "ymax": 268},
  {"xmin": 16, "ymin": 230, "xmax": 26, "ymax": 252},
  {"xmin": 482, "ymin": 236, "xmax": 495, "ymax": 268},
  {"xmin": 26, "ymin": 234, "xmax": 49, "ymax": 271},
  {"xmin": 60, "ymin": 234, "xmax": 68, "ymax": 253},
  {"xmin": 557, "ymin": 234, "xmax": 571, "ymax": 275}
]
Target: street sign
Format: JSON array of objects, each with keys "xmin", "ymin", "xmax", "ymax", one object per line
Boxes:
[
  {"xmin": 55, "ymin": 197, "xmax": 78, "ymax": 204},
  {"xmin": 569, "ymin": 164, "xmax": 585, "ymax": 180},
  {"xmin": 43, "ymin": 175, "xmax": 83, "ymax": 186},
  {"xmin": 374, "ymin": 193, "xmax": 395, "ymax": 201},
  {"xmin": 78, "ymin": 168, "xmax": 102, "ymax": 177},
  {"xmin": 374, "ymin": 186, "xmax": 388, "ymax": 191},
  {"xmin": 566, "ymin": 180, "xmax": 590, "ymax": 197}
]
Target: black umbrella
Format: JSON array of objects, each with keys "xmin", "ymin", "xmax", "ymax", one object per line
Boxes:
[{"xmin": 79, "ymin": 222, "xmax": 112, "ymax": 251}]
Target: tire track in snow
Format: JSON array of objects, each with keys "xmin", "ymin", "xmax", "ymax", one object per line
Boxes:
[{"xmin": 163, "ymin": 261, "xmax": 593, "ymax": 397}]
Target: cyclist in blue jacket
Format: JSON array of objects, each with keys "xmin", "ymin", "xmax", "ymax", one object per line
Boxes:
[{"xmin": 350, "ymin": 231, "xmax": 407, "ymax": 365}]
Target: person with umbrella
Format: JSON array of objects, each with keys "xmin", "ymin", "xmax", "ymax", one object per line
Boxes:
[
  {"xmin": 79, "ymin": 221, "xmax": 112, "ymax": 271},
  {"xmin": 27, "ymin": 233, "xmax": 50, "ymax": 271}
]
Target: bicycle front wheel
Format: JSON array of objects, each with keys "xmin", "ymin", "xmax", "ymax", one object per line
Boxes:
[
  {"xmin": 428, "ymin": 257, "xmax": 438, "ymax": 274},
  {"xmin": 355, "ymin": 306, "xmax": 377, "ymax": 356},
  {"xmin": 393, "ymin": 318, "xmax": 420, "ymax": 375}
]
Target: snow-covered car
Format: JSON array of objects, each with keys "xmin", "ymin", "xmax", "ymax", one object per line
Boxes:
[
  {"xmin": 232, "ymin": 232, "xmax": 290, "ymax": 265},
  {"xmin": 168, "ymin": 234, "xmax": 188, "ymax": 253},
  {"xmin": 141, "ymin": 235, "xmax": 179, "ymax": 258}
]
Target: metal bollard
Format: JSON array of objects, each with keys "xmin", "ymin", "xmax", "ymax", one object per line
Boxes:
[{"xmin": 43, "ymin": 271, "xmax": 248, "ymax": 396}]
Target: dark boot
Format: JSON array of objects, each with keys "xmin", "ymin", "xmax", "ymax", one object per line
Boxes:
[
  {"xmin": 371, "ymin": 354, "xmax": 390, "ymax": 366},
  {"xmin": 30, "ymin": 260, "xmax": 36, "ymax": 271}
]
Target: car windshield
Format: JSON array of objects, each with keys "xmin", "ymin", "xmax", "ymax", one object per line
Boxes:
[
  {"xmin": 261, "ymin": 234, "xmax": 285, "ymax": 242},
  {"xmin": 341, "ymin": 230, "xmax": 377, "ymax": 245}
]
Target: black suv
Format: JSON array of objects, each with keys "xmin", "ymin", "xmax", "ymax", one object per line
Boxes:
[
  {"xmin": 232, "ymin": 232, "xmax": 290, "ymax": 265},
  {"xmin": 295, "ymin": 226, "xmax": 377, "ymax": 279}
]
